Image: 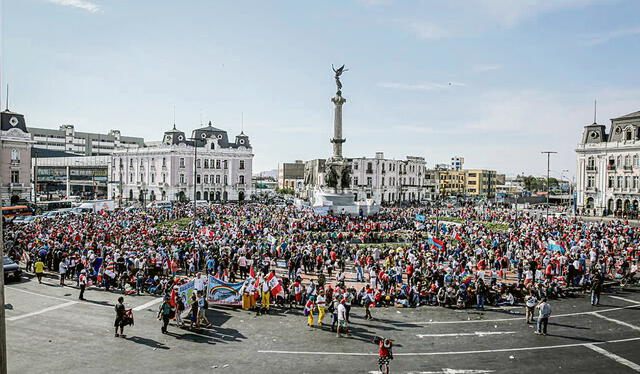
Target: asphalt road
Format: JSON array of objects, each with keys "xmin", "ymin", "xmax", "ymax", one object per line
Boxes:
[{"xmin": 4, "ymin": 273, "xmax": 640, "ymax": 374}]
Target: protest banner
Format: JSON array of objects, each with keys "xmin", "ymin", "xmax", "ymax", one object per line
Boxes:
[
  {"xmin": 207, "ymin": 276, "xmax": 244, "ymax": 306},
  {"xmin": 178, "ymin": 280, "xmax": 195, "ymax": 305}
]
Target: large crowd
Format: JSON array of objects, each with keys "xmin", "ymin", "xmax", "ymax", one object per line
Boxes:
[{"xmin": 3, "ymin": 202, "xmax": 639, "ymax": 335}]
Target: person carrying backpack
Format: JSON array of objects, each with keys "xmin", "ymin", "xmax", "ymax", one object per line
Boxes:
[{"xmin": 158, "ymin": 296, "xmax": 172, "ymax": 334}]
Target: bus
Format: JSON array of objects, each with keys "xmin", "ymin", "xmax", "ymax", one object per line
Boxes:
[
  {"xmin": 2, "ymin": 205, "xmax": 34, "ymax": 219},
  {"xmin": 36, "ymin": 200, "xmax": 75, "ymax": 213}
]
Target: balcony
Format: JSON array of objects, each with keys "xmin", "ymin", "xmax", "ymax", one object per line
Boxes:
[
  {"xmin": 624, "ymin": 165, "xmax": 633, "ymax": 172},
  {"xmin": 586, "ymin": 166, "xmax": 596, "ymax": 172},
  {"xmin": 607, "ymin": 165, "xmax": 616, "ymax": 171}
]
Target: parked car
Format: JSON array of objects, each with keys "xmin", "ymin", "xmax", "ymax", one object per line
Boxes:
[{"xmin": 3, "ymin": 256, "xmax": 22, "ymax": 282}]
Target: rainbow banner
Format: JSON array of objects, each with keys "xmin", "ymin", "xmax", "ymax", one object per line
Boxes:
[{"xmin": 207, "ymin": 276, "xmax": 244, "ymax": 306}]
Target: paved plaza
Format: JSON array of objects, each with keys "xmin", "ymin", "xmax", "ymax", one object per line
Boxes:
[{"xmin": 4, "ymin": 273, "xmax": 640, "ymax": 374}]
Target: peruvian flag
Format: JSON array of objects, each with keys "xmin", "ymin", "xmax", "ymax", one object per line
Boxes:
[
  {"xmin": 454, "ymin": 232, "xmax": 462, "ymax": 242},
  {"xmin": 266, "ymin": 272, "xmax": 283, "ymax": 297}
]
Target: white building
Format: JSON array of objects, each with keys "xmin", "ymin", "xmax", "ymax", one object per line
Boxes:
[
  {"xmin": 451, "ymin": 156, "xmax": 464, "ymax": 170},
  {"xmin": 305, "ymin": 152, "xmax": 428, "ymax": 205},
  {"xmin": 29, "ymin": 124, "xmax": 144, "ymax": 156},
  {"xmin": 576, "ymin": 110, "xmax": 640, "ymax": 216},
  {"xmin": 1, "ymin": 109, "xmax": 33, "ymax": 205},
  {"xmin": 109, "ymin": 122, "xmax": 253, "ymax": 203}
]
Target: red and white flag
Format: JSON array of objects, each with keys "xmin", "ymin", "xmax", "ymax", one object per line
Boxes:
[{"xmin": 266, "ymin": 272, "xmax": 283, "ymax": 297}]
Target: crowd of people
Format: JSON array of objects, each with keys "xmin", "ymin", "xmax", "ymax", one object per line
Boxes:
[{"xmin": 4, "ymin": 202, "xmax": 639, "ymax": 340}]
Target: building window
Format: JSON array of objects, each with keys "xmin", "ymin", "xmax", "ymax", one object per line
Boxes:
[
  {"xmin": 587, "ymin": 175, "xmax": 595, "ymax": 188},
  {"xmin": 617, "ymin": 176, "xmax": 622, "ymax": 188},
  {"xmin": 224, "ymin": 175, "xmax": 228, "ymax": 185},
  {"xmin": 151, "ymin": 174, "xmax": 155, "ymax": 183},
  {"xmin": 130, "ymin": 173, "xmax": 133, "ymax": 182},
  {"xmin": 634, "ymin": 176, "xmax": 639, "ymax": 189},
  {"xmin": 353, "ymin": 163, "xmax": 358, "ymax": 170},
  {"xmin": 239, "ymin": 175, "xmax": 245, "ymax": 184},
  {"xmin": 353, "ymin": 177, "xmax": 358, "ymax": 186},
  {"xmin": 224, "ymin": 160, "xmax": 228, "ymax": 169},
  {"xmin": 215, "ymin": 175, "xmax": 220, "ymax": 184},
  {"xmin": 216, "ymin": 160, "xmax": 221, "ymax": 169},
  {"xmin": 204, "ymin": 159, "xmax": 209, "ymax": 168},
  {"xmin": 162, "ymin": 174, "xmax": 166, "ymax": 183},
  {"xmin": 240, "ymin": 160, "xmax": 245, "ymax": 170},
  {"xmin": 179, "ymin": 158, "xmax": 185, "ymax": 168},
  {"xmin": 196, "ymin": 174, "xmax": 201, "ymax": 184},
  {"xmin": 381, "ymin": 177, "xmax": 385, "ymax": 186},
  {"xmin": 626, "ymin": 129, "xmax": 633, "ymax": 141},
  {"xmin": 204, "ymin": 175, "xmax": 209, "ymax": 184},
  {"xmin": 367, "ymin": 177, "xmax": 372, "ymax": 186},
  {"xmin": 180, "ymin": 174, "xmax": 185, "ymax": 184},
  {"xmin": 162, "ymin": 158, "xmax": 166, "ymax": 167},
  {"xmin": 625, "ymin": 176, "xmax": 630, "ymax": 189},
  {"xmin": 10, "ymin": 170, "xmax": 19, "ymax": 183}
]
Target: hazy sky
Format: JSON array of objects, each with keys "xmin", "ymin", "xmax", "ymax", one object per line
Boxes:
[{"xmin": 3, "ymin": 0, "xmax": 640, "ymax": 178}]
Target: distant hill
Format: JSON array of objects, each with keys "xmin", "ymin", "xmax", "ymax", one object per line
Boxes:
[{"xmin": 254, "ymin": 169, "xmax": 278, "ymax": 178}]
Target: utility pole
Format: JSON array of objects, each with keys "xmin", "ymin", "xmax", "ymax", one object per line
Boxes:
[
  {"xmin": 541, "ymin": 151, "xmax": 557, "ymax": 221},
  {"xmin": 0, "ymin": 138, "xmax": 8, "ymax": 374}
]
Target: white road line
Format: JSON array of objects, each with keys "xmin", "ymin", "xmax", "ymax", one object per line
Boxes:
[
  {"xmin": 610, "ymin": 295, "xmax": 640, "ymax": 304},
  {"xmin": 6, "ymin": 286, "xmax": 111, "ymax": 308},
  {"xmin": 133, "ymin": 297, "xmax": 163, "ymax": 311},
  {"xmin": 257, "ymin": 336, "xmax": 640, "ymax": 356},
  {"xmin": 369, "ymin": 370, "xmax": 495, "ymax": 374},
  {"xmin": 394, "ymin": 303, "xmax": 640, "ymax": 325},
  {"xmin": 592, "ymin": 312, "xmax": 640, "ymax": 332},
  {"xmin": 586, "ymin": 344, "xmax": 640, "ymax": 372},
  {"xmin": 416, "ymin": 331, "xmax": 515, "ymax": 338},
  {"xmin": 7, "ymin": 301, "xmax": 77, "ymax": 321}
]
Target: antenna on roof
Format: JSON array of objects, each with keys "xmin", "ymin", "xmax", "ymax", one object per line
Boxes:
[
  {"xmin": 593, "ymin": 99, "xmax": 597, "ymax": 124},
  {"xmin": 173, "ymin": 105, "xmax": 176, "ymax": 130}
]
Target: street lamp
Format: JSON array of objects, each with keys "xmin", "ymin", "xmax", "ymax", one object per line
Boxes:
[{"xmin": 541, "ymin": 151, "xmax": 557, "ymax": 221}]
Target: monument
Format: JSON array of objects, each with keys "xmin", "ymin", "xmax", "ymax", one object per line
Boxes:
[{"xmin": 304, "ymin": 65, "xmax": 380, "ymax": 216}]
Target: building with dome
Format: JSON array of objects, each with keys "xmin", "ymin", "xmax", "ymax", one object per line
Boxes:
[
  {"xmin": 109, "ymin": 121, "xmax": 253, "ymax": 204},
  {"xmin": 576, "ymin": 110, "xmax": 640, "ymax": 216}
]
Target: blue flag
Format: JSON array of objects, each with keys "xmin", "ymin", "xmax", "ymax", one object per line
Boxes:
[{"xmin": 415, "ymin": 214, "xmax": 426, "ymax": 222}]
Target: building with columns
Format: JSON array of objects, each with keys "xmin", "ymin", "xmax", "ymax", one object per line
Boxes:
[
  {"xmin": 0, "ymin": 109, "xmax": 33, "ymax": 205},
  {"xmin": 576, "ymin": 110, "xmax": 640, "ymax": 216},
  {"xmin": 109, "ymin": 122, "xmax": 253, "ymax": 204}
]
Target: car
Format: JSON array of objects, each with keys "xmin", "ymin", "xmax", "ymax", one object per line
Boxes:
[
  {"xmin": 3, "ymin": 256, "xmax": 22, "ymax": 282},
  {"xmin": 13, "ymin": 216, "xmax": 36, "ymax": 224}
]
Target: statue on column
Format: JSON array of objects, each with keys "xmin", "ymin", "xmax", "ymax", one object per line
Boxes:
[{"xmin": 332, "ymin": 64, "xmax": 348, "ymax": 94}]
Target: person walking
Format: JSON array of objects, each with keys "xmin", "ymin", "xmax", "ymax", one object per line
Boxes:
[
  {"xmin": 525, "ymin": 290, "xmax": 538, "ymax": 324},
  {"xmin": 78, "ymin": 269, "xmax": 87, "ymax": 300},
  {"xmin": 175, "ymin": 294, "xmax": 186, "ymax": 328},
  {"xmin": 158, "ymin": 296, "xmax": 172, "ymax": 334},
  {"xmin": 535, "ymin": 298, "xmax": 551, "ymax": 335},
  {"xmin": 337, "ymin": 299, "xmax": 349, "ymax": 338},
  {"xmin": 115, "ymin": 296, "xmax": 126, "ymax": 337},
  {"xmin": 35, "ymin": 258, "xmax": 45, "ymax": 284},
  {"xmin": 590, "ymin": 274, "xmax": 603, "ymax": 306},
  {"xmin": 304, "ymin": 295, "xmax": 316, "ymax": 327},
  {"xmin": 59, "ymin": 259, "xmax": 67, "ymax": 286},
  {"xmin": 375, "ymin": 337, "xmax": 394, "ymax": 374},
  {"xmin": 316, "ymin": 290, "xmax": 326, "ymax": 326},
  {"xmin": 475, "ymin": 278, "xmax": 486, "ymax": 310}
]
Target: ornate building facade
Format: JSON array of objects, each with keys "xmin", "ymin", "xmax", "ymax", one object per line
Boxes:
[
  {"xmin": 109, "ymin": 122, "xmax": 253, "ymax": 204},
  {"xmin": 0, "ymin": 109, "xmax": 33, "ymax": 205},
  {"xmin": 576, "ymin": 110, "xmax": 640, "ymax": 216}
]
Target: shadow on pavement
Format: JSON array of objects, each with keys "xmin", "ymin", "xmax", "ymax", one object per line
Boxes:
[{"xmin": 124, "ymin": 335, "xmax": 170, "ymax": 349}]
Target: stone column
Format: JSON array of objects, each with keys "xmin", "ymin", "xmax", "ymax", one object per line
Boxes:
[
  {"xmin": 66, "ymin": 165, "xmax": 71, "ymax": 198},
  {"xmin": 330, "ymin": 94, "xmax": 346, "ymax": 160}
]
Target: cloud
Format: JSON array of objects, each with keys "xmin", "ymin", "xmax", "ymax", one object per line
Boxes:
[
  {"xmin": 583, "ymin": 26, "xmax": 640, "ymax": 45},
  {"xmin": 47, "ymin": 0, "xmax": 100, "ymax": 13},
  {"xmin": 377, "ymin": 82, "xmax": 467, "ymax": 91},
  {"xmin": 472, "ymin": 64, "xmax": 503, "ymax": 72},
  {"xmin": 405, "ymin": 21, "xmax": 449, "ymax": 40},
  {"xmin": 475, "ymin": 0, "xmax": 597, "ymax": 28}
]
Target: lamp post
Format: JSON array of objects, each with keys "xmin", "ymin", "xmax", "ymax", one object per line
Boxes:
[
  {"xmin": 188, "ymin": 137, "xmax": 198, "ymax": 219},
  {"xmin": 541, "ymin": 151, "xmax": 557, "ymax": 221}
]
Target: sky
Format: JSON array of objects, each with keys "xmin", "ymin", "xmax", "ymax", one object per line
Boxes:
[{"xmin": 2, "ymin": 0, "xmax": 640, "ymax": 179}]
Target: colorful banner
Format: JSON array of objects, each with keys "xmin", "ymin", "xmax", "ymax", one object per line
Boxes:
[
  {"xmin": 177, "ymin": 280, "xmax": 195, "ymax": 305},
  {"xmin": 207, "ymin": 276, "xmax": 244, "ymax": 306}
]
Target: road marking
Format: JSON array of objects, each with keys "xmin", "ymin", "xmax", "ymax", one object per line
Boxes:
[
  {"xmin": 585, "ymin": 344, "xmax": 640, "ymax": 372},
  {"xmin": 133, "ymin": 297, "xmax": 163, "ymax": 311},
  {"xmin": 394, "ymin": 303, "xmax": 640, "ymax": 325},
  {"xmin": 7, "ymin": 301, "xmax": 77, "ymax": 321},
  {"xmin": 369, "ymin": 370, "xmax": 495, "ymax": 374},
  {"xmin": 417, "ymin": 331, "xmax": 515, "ymax": 338},
  {"xmin": 6, "ymin": 286, "xmax": 112, "ymax": 308},
  {"xmin": 257, "ymin": 336, "xmax": 640, "ymax": 356},
  {"xmin": 610, "ymin": 295, "xmax": 640, "ymax": 304},
  {"xmin": 592, "ymin": 312, "xmax": 640, "ymax": 332}
]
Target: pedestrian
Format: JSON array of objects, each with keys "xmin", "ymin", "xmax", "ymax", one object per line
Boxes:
[
  {"xmin": 337, "ymin": 299, "xmax": 349, "ymax": 338},
  {"xmin": 175, "ymin": 294, "xmax": 186, "ymax": 328},
  {"xmin": 330, "ymin": 295, "xmax": 339, "ymax": 332},
  {"xmin": 188, "ymin": 294, "xmax": 199, "ymax": 329},
  {"xmin": 78, "ymin": 269, "xmax": 87, "ymax": 300},
  {"xmin": 59, "ymin": 259, "xmax": 67, "ymax": 286},
  {"xmin": 475, "ymin": 278, "xmax": 486, "ymax": 310},
  {"xmin": 590, "ymin": 274, "xmax": 603, "ymax": 306},
  {"xmin": 35, "ymin": 258, "xmax": 45, "ymax": 284},
  {"xmin": 525, "ymin": 290, "xmax": 537, "ymax": 324},
  {"xmin": 316, "ymin": 290, "xmax": 326, "ymax": 326},
  {"xmin": 304, "ymin": 295, "xmax": 316, "ymax": 327},
  {"xmin": 260, "ymin": 276, "xmax": 271, "ymax": 314},
  {"xmin": 374, "ymin": 337, "xmax": 394, "ymax": 374},
  {"xmin": 158, "ymin": 296, "xmax": 172, "ymax": 334},
  {"xmin": 115, "ymin": 296, "xmax": 126, "ymax": 337},
  {"xmin": 363, "ymin": 285, "xmax": 374, "ymax": 320},
  {"xmin": 197, "ymin": 290, "xmax": 211, "ymax": 327},
  {"xmin": 535, "ymin": 298, "xmax": 551, "ymax": 335}
]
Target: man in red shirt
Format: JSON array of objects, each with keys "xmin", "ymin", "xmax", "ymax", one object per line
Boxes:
[{"xmin": 374, "ymin": 337, "xmax": 394, "ymax": 374}]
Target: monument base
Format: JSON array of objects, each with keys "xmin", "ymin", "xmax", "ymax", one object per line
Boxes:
[{"xmin": 307, "ymin": 188, "xmax": 380, "ymax": 217}]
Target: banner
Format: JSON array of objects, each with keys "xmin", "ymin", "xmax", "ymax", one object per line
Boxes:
[
  {"xmin": 177, "ymin": 280, "xmax": 195, "ymax": 305},
  {"xmin": 415, "ymin": 214, "xmax": 426, "ymax": 222},
  {"xmin": 207, "ymin": 276, "xmax": 244, "ymax": 306}
]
